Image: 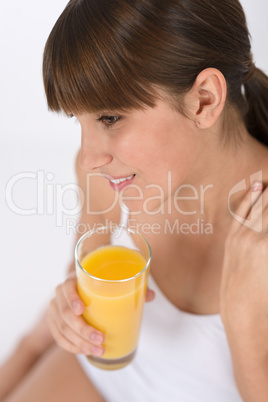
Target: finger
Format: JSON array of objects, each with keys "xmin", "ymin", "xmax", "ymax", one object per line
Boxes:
[
  {"xmin": 55, "ymin": 286, "xmax": 104, "ymax": 344},
  {"xmin": 145, "ymin": 288, "xmax": 155, "ymax": 302},
  {"xmin": 248, "ymin": 186, "xmax": 268, "ymax": 233},
  {"xmin": 48, "ymin": 308, "xmax": 104, "ymax": 356},
  {"xmin": 49, "ymin": 297, "xmax": 105, "ymax": 356},
  {"xmin": 62, "ymin": 274, "xmax": 85, "ymax": 316},
  {"xmin": 230, "ymin": 182, "xmax": 263, "ymax": 233},
  {"xmin": 47, "ymin": 308, "xmax": 84, "ymax": 354}
]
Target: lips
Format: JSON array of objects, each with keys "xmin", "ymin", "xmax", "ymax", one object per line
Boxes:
[
  {"xmin": 110, "ymin": 174, "xmax": 135, "ymax": 185},
  {"xmin": 103, "ymin": 173, "xmax": 136, "ymax": 191}
]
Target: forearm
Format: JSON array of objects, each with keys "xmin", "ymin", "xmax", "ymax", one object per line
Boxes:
[{"xmin": 225, "ymin": 324, "xmax": 268, "ymax": 401}]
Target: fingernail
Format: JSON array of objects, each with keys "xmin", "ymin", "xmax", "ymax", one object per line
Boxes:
[
  {"xmin": 92, "ymin": 346, "xmax": 104, "ymax": 356},
  {"xmin": 251, "ymin": 181, "xmax": 263, "ymax": 192},
  {"xmin": 72, "ymin": 301, "xmax": 81, "ymax": 314},
  {"xmin": 91, "ymin": 332, "xmax": 104, "ymax": 345}
]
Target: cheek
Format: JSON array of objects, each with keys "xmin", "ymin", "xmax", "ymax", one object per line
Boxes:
[
  {"xmin": 121, "ymin": 145, "xmax": 200, "ymax": 214},
  {"xmin": 116, "ymin": 118, "xmax": 200, "ymax": 193},
  {"xmin": 167, "ymin": 135, "xmax": 200, "ymax": 177},
  {"xmin": 147, "ymin": 130, "xmax": 201, "ymax": 186}
]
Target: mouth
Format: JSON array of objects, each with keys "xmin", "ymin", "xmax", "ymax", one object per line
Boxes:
[
  {"xmin": 103, "ymin": 173, "xmax": 136, "ymax": 191},
  {"xmin": 110, "ymin": 174, "xmax": 135, "ymax": 184}
]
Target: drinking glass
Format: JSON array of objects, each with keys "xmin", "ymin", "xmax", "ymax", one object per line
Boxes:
[{"xmin": 75, "ymin": 225, "xmax": 151, "ymax": 370}]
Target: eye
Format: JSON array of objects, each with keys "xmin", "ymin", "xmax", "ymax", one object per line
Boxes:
[{"xmin": 97, "ymin": 115, "xmax": 121, "ymax": 127}]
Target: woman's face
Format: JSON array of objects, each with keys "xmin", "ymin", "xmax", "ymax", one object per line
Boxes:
[{"xmin": 77, "ymin": 98, "xmax": 202, "ymax": 213}]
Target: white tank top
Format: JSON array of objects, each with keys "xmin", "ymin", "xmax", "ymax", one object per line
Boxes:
[{"xmin": 77, "ymin": 206, "xmax": 243, "ymax": 402}]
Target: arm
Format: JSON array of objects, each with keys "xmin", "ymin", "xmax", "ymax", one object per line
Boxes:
[
  {"xmin": 224, "ymin": 325, "xmax": 268, "ymax": 402},
  {"xmin": 220, "ymin": 183, "xmax": 268, "ymax": 401}
]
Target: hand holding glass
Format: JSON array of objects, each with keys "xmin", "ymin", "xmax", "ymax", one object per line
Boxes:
[{"xmin": 75, "ymin": 225, "xmax": 151, "ymax": 370}]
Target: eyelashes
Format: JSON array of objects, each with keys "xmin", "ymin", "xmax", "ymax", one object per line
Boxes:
[
  {"xmin": 96, "ymin": 115, "xmax": 121, "ymax": 127},
  {"xmin": 68, "ymin": 114, "xmax": 122, "ymax": 128}
]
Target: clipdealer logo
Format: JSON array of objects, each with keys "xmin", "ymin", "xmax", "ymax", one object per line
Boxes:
[{"xmin": 5, "ymin": 170, "xmax": 263, "ymax": 233}]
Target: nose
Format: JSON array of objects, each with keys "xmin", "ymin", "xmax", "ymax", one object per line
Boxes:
[{"xmin": 79, "ymin": 131, "xmax": 113, "ymax": 171}]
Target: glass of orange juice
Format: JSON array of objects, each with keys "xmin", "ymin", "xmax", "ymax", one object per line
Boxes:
[{"xmin": 75, "ymin": 224, "xmax": 151, "ymax": 370}]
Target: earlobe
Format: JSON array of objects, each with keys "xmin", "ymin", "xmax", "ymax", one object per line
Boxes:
[{"xmin": 190, "ymin": 68, "xmax": 227, "ymax": 129}]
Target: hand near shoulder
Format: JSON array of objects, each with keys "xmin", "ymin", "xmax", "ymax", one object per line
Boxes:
[{"xmin": 220, "ymin": 182, "xmax": 268, "ymax": 351}]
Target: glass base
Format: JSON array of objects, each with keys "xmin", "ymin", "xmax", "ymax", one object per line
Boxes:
[{"xmin": 86, "ymin": 349, "xmax": 136, "ymax": 370}]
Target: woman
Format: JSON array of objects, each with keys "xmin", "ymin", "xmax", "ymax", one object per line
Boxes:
[{"xmin": 1, "ymin": 0, "xmax": 268, "ymax": 400}]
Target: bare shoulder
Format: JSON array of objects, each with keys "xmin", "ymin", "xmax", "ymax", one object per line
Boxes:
[{"xmin": 75, "ymin": 151, "xmax": 121, "ymax": 225}]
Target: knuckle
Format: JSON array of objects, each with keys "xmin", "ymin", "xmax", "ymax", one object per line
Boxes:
[
  {"xmin": 59, "ymin": 307, "xmax": 82, "ymax": 333},
  {"xmin": 60, "ymin": 302, "xmax": 70, "ymax": 317},
  {"xmin": 72, "ymin": 316, "xmax": 90, "ymax": 337},
  {"xmin": 80, "ymin": 324, "xmax": 94, "ymax": 339},
  {"xmin": 59, "ymin": 338, "xmax": 78, "ymax": 354},
  {"xmin": 48, "ymin": 320, "xmax": 80, "ymax": 354},
  {"xmin": 58, "ymin": 320, "xmax": 68, "ymax": 334},
  {"xmin": 67, "ymin": 345, "xmax": 80, "ymax": 354},
  {"xmin": 78, "ymin": 339, "xmax": 91, "ymax": 354}
]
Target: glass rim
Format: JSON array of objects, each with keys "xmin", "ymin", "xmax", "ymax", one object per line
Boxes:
[{"xmin": 75, "ymin": 224, "xmax": 152, "ymax": 283}]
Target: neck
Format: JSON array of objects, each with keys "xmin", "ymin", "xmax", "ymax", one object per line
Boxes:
[{"xmin": 177, "ymin": 125, "xmax": 267, "ymax": 227}]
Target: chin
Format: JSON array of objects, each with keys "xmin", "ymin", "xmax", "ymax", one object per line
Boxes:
[{"xmin": 120, "ymin": 185, "xmax": 166, "ymax": 216}]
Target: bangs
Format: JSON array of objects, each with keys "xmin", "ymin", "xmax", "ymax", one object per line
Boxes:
[{"xmin": 43, "ymin": 0, "xmax": 159, "ymax": 115}]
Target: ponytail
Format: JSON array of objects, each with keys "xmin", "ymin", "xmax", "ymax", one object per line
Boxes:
[{"xmin": 243, "ymin": 67, "xmax": 268, "ymax": 146}]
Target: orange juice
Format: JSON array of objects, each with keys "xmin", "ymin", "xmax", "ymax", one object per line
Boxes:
[{"xmin": 76, "ymin": 245, "xmax": 149, "ymax": 369}]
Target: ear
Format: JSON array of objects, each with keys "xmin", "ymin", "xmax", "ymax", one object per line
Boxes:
[{"xmin": 186, "ymin": 68, "xmax": 227, "ymax": 129}]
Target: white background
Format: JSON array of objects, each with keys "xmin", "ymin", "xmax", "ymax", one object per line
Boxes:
[{"xmin": 0, "ymin": 0, "xmax": 268, "ymax": 364}]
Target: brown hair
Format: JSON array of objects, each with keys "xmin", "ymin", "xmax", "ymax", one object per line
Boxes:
[{"xmin": 43, "ymin": 0, "xmax": 268, "ymax": 145}]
